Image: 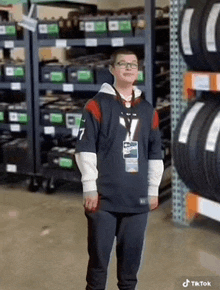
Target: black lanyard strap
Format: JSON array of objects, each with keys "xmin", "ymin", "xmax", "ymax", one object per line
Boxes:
[{"xmin": 113, "ymin": 86, "xmax": 135, "ymax": 138}]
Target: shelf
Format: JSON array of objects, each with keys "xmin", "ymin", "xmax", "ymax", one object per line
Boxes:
[
  {"xmin": 41, "ymin": 125, "xmax": 78, "ymax": 137},
  {"xmin": 186, "ymin": 192, "xmax": 220, "ymax": 222},
  {"xmin": 39, "ymin": 83, "xmax": 145, "ymax": 92},
  {"xmin": 184, "ymin": 71, "xmax": 220, "ymax": 99},
  {"xmin": 38, "ymin": 37, "xmax": 145, "ymax": 48},
  {"xmin": 0, "ymin": 123, "xmax": 27, "ymax": 132},
  {"xmin": 0, "ymin": 83, "xmax": 26, "ymax": 90},
  {"xmin": 39, "ymin": 83, "xmax": 100, "ymax": 91},
  {"xmin": 0, "ymin": 40, "xmax": 25, "ymax": 48}
]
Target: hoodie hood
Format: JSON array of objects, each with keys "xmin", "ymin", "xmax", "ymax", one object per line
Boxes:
[{"xmin": 99, "ymin": 83, "xmax": 142, "ymax": 99}]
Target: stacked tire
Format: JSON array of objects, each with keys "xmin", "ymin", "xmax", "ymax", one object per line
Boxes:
[
  {"xmin": 179, "ymin": 0, "xmax": 220, "ymax": 71},
  {"xmin": 173, "ymin": 93, "xmax": 220, "ymax": 202}
]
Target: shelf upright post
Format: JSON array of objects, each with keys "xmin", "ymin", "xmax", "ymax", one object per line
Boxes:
[
  {"xmin": 0, "ymin": 0, "xmax": 35, "ymax": 177},
  {"xmin": 144, "ymin": 0, "xmax": 155, "ymax": 106},
  {"xmin": 170, "ymin": 0, "xmax": 190, "ymax": 225},
  {"xmin": 30, "ymin": 2, "xmax": 42, "ymax": 175},
  {"xmin": 23, "ymin": 0, "xmax": 36, "ymax": 175}
]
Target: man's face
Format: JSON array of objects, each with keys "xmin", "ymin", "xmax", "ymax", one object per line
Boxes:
[{"xmin": 110, "ymin": 54, "xmax": 139, "ymax": 85}]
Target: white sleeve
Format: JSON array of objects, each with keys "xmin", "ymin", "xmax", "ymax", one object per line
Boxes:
[
  {"xmin": 75, "ymin": 152, "xmax": 98, "ymax": 193},
  {"xmin": 148, "ymin": 159, "xmax": 164, "ymax": 196}
]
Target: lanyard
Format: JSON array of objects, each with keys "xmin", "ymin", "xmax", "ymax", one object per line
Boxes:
[{"xmin": 113, "ymin": 86, "xmax": 135, "ymax": 139}]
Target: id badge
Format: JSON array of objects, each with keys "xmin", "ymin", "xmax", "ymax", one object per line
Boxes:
[
  {"xmin": 123, "ymin": 141, "xmax": 139, "ymax": 172},
  {"xmin": 125, "ymin": 158, "xmax": 139, "ymax": 173},
  {"xmin": 123, "ymin": 141, "xmax": 138, "ymax": 159}
]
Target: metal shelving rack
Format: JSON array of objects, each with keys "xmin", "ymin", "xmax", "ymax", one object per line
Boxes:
[
  {"xmin": 170, "ymin": 0, "xmax": 192, "ymax": 226},
  {"xmin": 30, "ymin": 0, "xmax": 158, "ymax": 192},
  {"xmin": 0, "ymin": 0, "xmax": 36, "ymax": 183}
]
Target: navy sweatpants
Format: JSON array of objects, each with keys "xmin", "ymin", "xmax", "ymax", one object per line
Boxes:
[{"xmin": 85, "ymin": 210, "xmax": 148, "ymax": 290}]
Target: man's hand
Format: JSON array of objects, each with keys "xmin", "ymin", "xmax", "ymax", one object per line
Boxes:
[
  {"xmin": 84, "ymin": 195, "xmax": 99, "ymax": 212},
  {"xmin": 148, "ymin": 196, "xmax": 159, "ymax": 210}
]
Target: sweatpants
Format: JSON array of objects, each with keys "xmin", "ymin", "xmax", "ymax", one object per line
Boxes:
[{"xmin": 85, "ymin": 210, "xmax": 148, "ymax": 290}]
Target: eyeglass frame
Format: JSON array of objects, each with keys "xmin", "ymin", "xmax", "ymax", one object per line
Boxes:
[{"xmin": 115, "ymin": 61, "xmax": 139, "ymax": 69}]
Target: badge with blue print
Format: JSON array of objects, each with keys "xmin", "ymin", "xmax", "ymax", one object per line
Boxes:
[{"xmin": 123, "ymin": 141, "xmax": 139, "ymax": 172}]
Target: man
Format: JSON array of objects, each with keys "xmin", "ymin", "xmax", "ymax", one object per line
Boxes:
[{"xmin": 75, "ymin": 48, "xmax": 164, "ymax": 290}]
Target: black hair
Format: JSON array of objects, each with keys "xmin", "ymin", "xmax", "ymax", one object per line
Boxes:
[{"xmin": 110, "ymin": 48, "xmax": 138, "ymax": 66}]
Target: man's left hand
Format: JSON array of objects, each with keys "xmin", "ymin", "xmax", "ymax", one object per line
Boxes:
[{"xmin": 148, "ymin": 196, "xmax": 159, "ymax": 210}]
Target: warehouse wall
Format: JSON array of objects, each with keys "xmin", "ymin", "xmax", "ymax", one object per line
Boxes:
[
  {"xmin": 8, "ymin": 0, "xmax": 170, "ymax": 61},
  {"xmin": 10, "ymin": 0, "xmax": 170, "ymax": 20},
  {"xmin": 98, "ymin": 0, "xmax": 170, "ymax": 9},
  {"xmin": 97, "ymin": 0, "xmax": 119, "ymax": 9}
]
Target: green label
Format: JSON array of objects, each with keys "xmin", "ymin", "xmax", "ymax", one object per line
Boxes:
[
  {"xmin": 59, "ymin": 158, "xmax": 73, "ymax": 168},
  {"xmin": 51, "ymin": 72, "xmax": 65, "ymax": 83},
  {"xmin": 0, "ymin": 0, "xmax": 26, "ymax": 4},
  {"xmin": 48, "ymin": 24, "xmax": 59, "ymax": 34},
  {"xmin": 119, "ymin": 21, "xmax": 132, "ymax": 32},
  {"xmin": 75, "ymin": 118, "xmax": 81, "ymax": 126},
  {"xmin": 19, "ymin": 113, "xmax": 27, "ymax": 123},
  {"xmin": 50, "ymin": 113, "xmax": 63, "ymax": 124},
  {"xmin": 78, "ymin": 70, "xmax": 93, "ymax": 82},
  {"xmin": 138, "ymin": 71, "xmax": 144, "ymax": 82},
  {"xmin": 15, "ymin": 67, "xmax": 25, "ymax": 77},
  {"xmin": 95, "ymin": 21, "xmax": 107, "ymax": 33},
  {"xmin": 6, "ymin": 25, "xmax": 16, "ymax": 35},
  {"xmin": 0, "ymin": 112, "xmax": 4, "ymax": 121}
]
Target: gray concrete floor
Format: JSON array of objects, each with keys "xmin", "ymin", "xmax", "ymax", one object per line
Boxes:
[{"xmin": 1, "ymin": 179, "xmax": 220, "ymax": 290}]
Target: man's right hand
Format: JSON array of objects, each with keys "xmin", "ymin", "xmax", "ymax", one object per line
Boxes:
[{"xmin": 84, "ymin": 195, "xmax": 99, "ymax": 212}]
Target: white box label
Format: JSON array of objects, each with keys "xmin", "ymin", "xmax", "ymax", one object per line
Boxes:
[
  {"xmin": 0, "ymin": 26, "xmax": 6, "ymax": 35},
  {"xmin": 217, "ymin": 74, "xmax": 220, "ymax": 91},
  {"xmin": 85, "ymin": 38, "xmax": 98, "ymax": 47},
  {"xmin": 11, "ymin": 83, "xmax": 21, "ymax": 90},
  {"xmin": 109, "ymin": 21, "xmax": 119, "ymax": 31},
  {"xmin": 39, "ymin": 24, "xmax": 48, "ymax": 34},
  {"xmin": 63, "ymin": 84, "xmax": 74, "ymax": 92},
  {"xmin": 111, "ymin": 37, "xmax": 124, "ymax": 47},
  {"xmin": 44, "ymin": 126, "xmax": 55, "ymax": 135},
  {"xmin": 6, "ymin": 67, "xmax": 14, "ymax": 76},
  {"xmin": 85, "ymin": 21, "xmax": 95, "ymax": 32},
  {"xmin": 6, "ymin": 164, "xmax": 17, "ymax": 172},
  {"xmin": 72, "ymin": 127, "xmax": 79, "ymax": 137},
  {"xmin": 56, "ymin": 39, "xmax": 67, "ymax": 47},
  {"xmin": 4, "ymin": 41, "xmax": 14, "ymax": 48},
  {"xmin": 192, "ymin": 74, "xmax": 210, "ymax": 91},
  {"xmin": 9, "ymin": 112, "xmax": 18, "ymax": 122},
  {"xmin": 10, "ymin": 124, "xmax": 20, "ymax": 132}
]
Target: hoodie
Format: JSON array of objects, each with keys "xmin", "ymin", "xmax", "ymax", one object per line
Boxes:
[{"xmin": 75, "ymin": 83, "xmax": 164, "ymax": 213}]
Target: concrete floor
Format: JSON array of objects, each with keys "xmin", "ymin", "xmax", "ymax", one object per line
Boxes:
[{"xmin": 1, "ymin": 178, "xmax": 220, "ymax": 290}]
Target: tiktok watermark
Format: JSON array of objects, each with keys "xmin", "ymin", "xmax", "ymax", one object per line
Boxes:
[
  {"xmin": 183, "ymin": 279, "xmax": 211, "ymax": 287},
  {"xmin": 175, "ymin": 277, "xmax": 220, "ymax": 290}
]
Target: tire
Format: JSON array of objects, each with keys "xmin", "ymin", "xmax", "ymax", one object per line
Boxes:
[
  {"xmin": 201, "ymin": 0, "xmax": 220, "ymax": 72},
  {"xmin": 204, "ymin": 109, "xmax": 220, "ymax": 202},
  {"xmin": 188, "ymin": 94, "xmax": 220, "ymax": 200},
  {"xmin": 173, "ymin": 93, "xmax": 220, "ymax": 199},
  {"xmin": 178, "ymin": 0, "xmax": 212, "ymax": 71}
]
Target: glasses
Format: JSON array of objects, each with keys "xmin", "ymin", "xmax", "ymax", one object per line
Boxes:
[{"xmin": 115, "ymin": 62, "xmax": 138, "ymax": 69}]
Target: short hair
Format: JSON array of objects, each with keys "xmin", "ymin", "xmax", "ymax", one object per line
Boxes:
[{"xmin": 110, "ymin": 48, "xmax": 138, "ymax": 66}]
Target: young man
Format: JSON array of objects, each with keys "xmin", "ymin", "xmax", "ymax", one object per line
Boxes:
[{"xmin": 75, "ymin": 48, "xmax": 164, "ymax": 290}]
